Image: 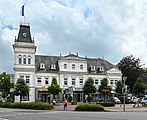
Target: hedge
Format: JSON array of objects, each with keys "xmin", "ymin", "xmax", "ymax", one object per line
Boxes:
[
  {"xmin": 0, "ymin": 102, "xmax": 54, "ymax": 110},
  {"xmin": 75, "ymin": 104, "xmax": 104, "ymax": 111},
  {"xmin": 96, "ymin": 102, "xmax": 115, "ymax": 107}
]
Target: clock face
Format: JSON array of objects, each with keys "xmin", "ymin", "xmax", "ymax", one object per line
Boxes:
[{"xmin": 23, "ymin": 32, "xmax": 27, "ymax": 37}]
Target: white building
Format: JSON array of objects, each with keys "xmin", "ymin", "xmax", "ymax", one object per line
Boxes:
[{"xmin": 13, "ymin": 24, "xmax": 122, "ymax": 102}]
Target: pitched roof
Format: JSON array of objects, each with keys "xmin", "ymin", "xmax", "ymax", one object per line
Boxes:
[
  {"xmin": 35, "ymin": 55, "xmax": 59, "ymax": 73},
  {"xmin": 16, "ymin": 25, "xmax": 33, "ymax": 43},
  {"xmin": 87, "ymin": 58, "xmax": 117, "ymax": 71},
  {"xmin": 35, "ymin": 54, "xmax": 118, "ymax": 73}
]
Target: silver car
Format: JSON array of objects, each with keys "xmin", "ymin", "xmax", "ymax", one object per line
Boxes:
[{"xmin": 141, "ymin": 97, "xmax": 147, "ymax": 106}]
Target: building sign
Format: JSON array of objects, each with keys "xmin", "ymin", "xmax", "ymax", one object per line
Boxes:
[{"xmin": 38, "ymin": 88, "xmax": 48, "ymax": 91}]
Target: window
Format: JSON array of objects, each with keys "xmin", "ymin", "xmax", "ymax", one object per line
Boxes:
[
  {"xmin": 51, "ymin": 64, "xmax": 56, "ymax": 70},
  {"xmin": 18, "ymin": 55, "xmax": 22, "ymax": 64},
  {"xmin": 64, "ymin": 64, "xmax": 67, "ymax": 69},
  {"xmin": 115, "ymin": 80, "xmax": 118, "ymax": 84},
  {"xmin": 79, "ymin": 79, "xmax": 83, "ymax": 85},
  {"xmin": 22, "ymin": 93, "xmax": 29, "ymax": 101},
  {"xmin": 28, "ymin": 56, "xmax": 31, "ymax": 64},
  {"xmin": 40, "ymin": 63, "xmax": 45, "ymax": 69},
  {"xmin": 23, "ymin": 57, "xmax": 26, "ymax": 64},
  {"xmin": 97, "ymin": 66, "xmax": 104, "ymax": 72},
  {"xmin": 45, "ymin": 78, "xmax": 49, "ymax": 84},
  {"xmin": 72, "ymin": 78, "xmax": 75, "ymax": 85},
  {"xmin": 90, "ymin": 66, "xmax": 95, "ymax": 71},
  {"xmin": 20, "ymin": 75, "xmax": 30, "ymax": 84},
  {"xmin": 95, "ymin": 79, "xmax": 99, "ymax": 85},
  {"xmin": 20, "ymin": 75, "xmax": 24, "ymax": 79},
  {"xmin": 25, "ymin": 76, "xmax": 30, "ymax": 83},
  {"xmin": 37, "ymin": 78, "xmax": 41, "ymax": 85},
  {"xmin": 64, "ymin": 78, "xmax": 68, "ymax": 85},
  {"xmin": 72, "ymin": 64, "xmax": 75, "ymax": 69},
  {"xmin": 80, "ymin": 65, "xmax": 83, "ymax": 70},
  {"xmin": 110, "ymin": 80, "xmax": 113, "ymax": 85}
]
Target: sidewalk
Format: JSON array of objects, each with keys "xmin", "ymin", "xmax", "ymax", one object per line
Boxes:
[
  {"xmin": 54, "ymin": 103, "xmax": 77, "ymax": 111},
  {"xmin": 54, "ymin": 103, "xmax": 147, "ymax": 112},
  {"xmin": 105, "ymin": 104, "xmax": 147, "ymax": 112}
]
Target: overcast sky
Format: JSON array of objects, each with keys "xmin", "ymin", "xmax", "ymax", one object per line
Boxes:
[{"xmin": 1, "ymin": 0, "xmax": 147, "ymax": 73}]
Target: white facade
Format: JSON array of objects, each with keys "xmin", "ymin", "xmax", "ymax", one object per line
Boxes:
[{"xmin": 13, "ymin": 24, "xmax": 122, "ymax": 102}]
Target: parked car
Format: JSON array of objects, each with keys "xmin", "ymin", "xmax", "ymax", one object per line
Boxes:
[
  {"xmin": 141, "ymin": 97, "xmax": 147, "ymax": 106},
  {"xmin": 109, "ymin": 97, "xmax": 121, "ymax": 104},
  {"xmin": 118, "ymin": 96, "xmax": 132, "ymax": 104}
]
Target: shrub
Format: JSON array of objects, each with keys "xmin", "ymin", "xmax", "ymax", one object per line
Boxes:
[
  {"xmin": 87, "ymin": 95, "xmax": 93, "ymax": 103},
  {"xmin": 68, "ymin": 95, "xmax": 73, "ymax": 102},
  {"xmin": 75, "ymin": 104, "xmax": 104, "ymax": 111},
  {"xmin": 96, "ymin": 102, "xmax": 115, "ymax": 107},
  {"xmin": 71, "ymin": 100, "xmax": 77, "ymax": 105},
  {"xmin": 0, "ymin": 102, "xmax": 54, "ymax": 110}
]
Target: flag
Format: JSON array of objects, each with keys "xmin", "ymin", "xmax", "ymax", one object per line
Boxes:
[{"xmin": 21, "ymin": 5, "xmax": 24, "ymax": 16}]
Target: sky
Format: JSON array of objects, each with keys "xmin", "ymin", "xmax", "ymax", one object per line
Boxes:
[{"xmin": 1, "ymin": 0, "xmax": 147, "ymax": 73}]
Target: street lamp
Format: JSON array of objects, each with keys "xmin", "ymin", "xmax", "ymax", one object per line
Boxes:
[{"xmin": 123, "ymin": 76, "xmax": 127, "ymax": 112}]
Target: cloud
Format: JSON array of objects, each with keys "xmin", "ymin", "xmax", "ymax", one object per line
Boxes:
[{"xmin": 1, "ymin": 0, "xmax": 147, "ymax": 73}]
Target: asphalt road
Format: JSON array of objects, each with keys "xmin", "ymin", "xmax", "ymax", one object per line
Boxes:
[{"xmin": 1, "ymin": 107, "xmax": 147, "ymax": 120}]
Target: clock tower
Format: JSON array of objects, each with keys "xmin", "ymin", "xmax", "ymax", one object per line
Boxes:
[{"xmin": 13, "ymin": 24, "xmax": 36, "ymax": 102}]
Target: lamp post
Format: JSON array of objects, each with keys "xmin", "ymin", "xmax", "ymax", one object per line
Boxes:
[{"xmin": 123, "ymin": 77, "xmax": 127, "ymax": 112}]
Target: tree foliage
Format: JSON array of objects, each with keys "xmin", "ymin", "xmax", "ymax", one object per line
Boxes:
[
  {"xmin": 0, "ymin": 72, "xmax": 14, "ymax": 96},
  {"xmin": 115, "ymin": 80, "xmax": 124, "ymax": 94},
  {"xmin": 83, "ymin": 77, "xmax": 96, "ymax": 103},
  {"xmin": 83, "ymin": 77, "xmax": 97, "ymax": 95},
  {"xmin": 14, "ymin": 78, "xmax": 29, "ymax": 102},
  {"xmin": 132, "ymin": 77, "xmax": 146, "ymax": 95},
  {"xmin": 48, "ymin": 77, "xmax": 61, "ymax": 99},
  {"xmin": 98, "ymin": 78, "xmax": 112, "ymax": 93},
  {"xmin": 117, "ymin": 55, "xmax": 145, "ymax": 92}
]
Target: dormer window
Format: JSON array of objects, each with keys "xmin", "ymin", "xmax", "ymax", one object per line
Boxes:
[
  {"xmin": 40, "ymin": 63, "xmax": 45, "ymax": 70},
  {"xmin": 90, "ymin": 66, "xmax": 95, "ymax": 71},
  {"xmin": 97, "ymin": 66, "xmax": 104, "ymax": 72},
  {"xmin": 51, "ymin": 64, "xmax": 56, "ymax": 70}
]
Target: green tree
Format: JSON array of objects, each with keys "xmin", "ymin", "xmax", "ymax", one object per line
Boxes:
[
  {"xmin": 14, "ymin": 78, "xmax": 29, "ymax": 103},
  {"xmin": 117, "ymin": 55, "xmax": 144, "ymax": 92},
  {"xmin": 48, "ymin": 77, "xmax": 61, "ymax": 99},
  {"xmin": 115, "ymin": 80, "xmax": 124, "ymax": 95},
  {"xmin": 83, "ymin": 77, "xmax": 96, "ymax": 103},
  {"xmin": 132, "ymin": 77, "xmax": 146, "ymax": 96},
  {"xmin": 98, "ymin": 78, "xmax": 112, "ymax": 101},
  {"xmin": 0, "ymin": 72, "xmax": 14, "ymax": 98}
]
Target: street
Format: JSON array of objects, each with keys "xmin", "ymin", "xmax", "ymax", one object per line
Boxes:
[{"xmin": 0, "ymin": 107, "xmax": 147, "ymax": 120}]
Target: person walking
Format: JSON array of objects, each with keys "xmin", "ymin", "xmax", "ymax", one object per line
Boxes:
[{"xmin": 63, "ymin": 99, "xmax": 68, "ymax": 110}]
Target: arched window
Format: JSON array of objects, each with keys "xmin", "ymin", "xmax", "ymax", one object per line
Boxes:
[
  {"xmin": 28, "ymin": 55, "xmax": 31, "ymax": 64},
  {"xmin": 40, "ymin": 63, "xmax": 45, "ymax": 70},
  {"xmin": 80, "ymin": 65, "xmax": 83, "ymax": 70},
  {"xmin": 72, "ymin": 64, "xmax": 75, "ymax": 69},
  {"xmin": 64, "ymin": 64, "xmax": 67, "ymax": 69},
  {"xmin": 23, "ymin": 55, "xmax": 26, "ymax": 64},
  {"xmin": 18, "ymin": 55, "xmax": 22, "ymax": 64}
]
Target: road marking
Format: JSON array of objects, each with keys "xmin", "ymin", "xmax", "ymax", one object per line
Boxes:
[{"xmin": 0, "ymin": 118, "xmax": 9, "ymax": 120}]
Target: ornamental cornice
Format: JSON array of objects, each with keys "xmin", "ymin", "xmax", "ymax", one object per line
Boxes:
[
  {"xmin": 106, "ymin": 73, "xmax": 122, "ymax": 76},
  {"xmin": 13, "ymin": 68, "xmax": 35, "ymax": 72}
]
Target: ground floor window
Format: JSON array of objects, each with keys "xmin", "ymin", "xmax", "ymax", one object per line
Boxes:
[{"xmin": 21, "ymin": 93, "xmax": 29, "ymax": 101}]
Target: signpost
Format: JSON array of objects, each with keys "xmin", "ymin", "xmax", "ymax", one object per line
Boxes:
[{"xmin": 123, "ymin": 77, "xmax": 127, "ymax": 112}]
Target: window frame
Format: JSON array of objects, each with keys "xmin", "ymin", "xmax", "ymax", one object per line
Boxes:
[{"xmin": 72, "ymin": 64, "xmax": 75, "ymax": 69}]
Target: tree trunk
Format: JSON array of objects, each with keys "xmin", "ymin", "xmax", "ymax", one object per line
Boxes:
[{"xmin": 20, "ymin": 95, "xmax": 21, "ymax": 103}]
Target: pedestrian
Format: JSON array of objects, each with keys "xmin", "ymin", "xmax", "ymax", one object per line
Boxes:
[
  {"xmin": 133, "ymin": 98, "xmax": 140, "ymax": 107},
  {"xmin": 52, "ymin": 99, "xmax": 56, "ymax": 105},
  {"xmin": 63, "ymin": 99, "xmax": 68, "ymax": 110}
]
